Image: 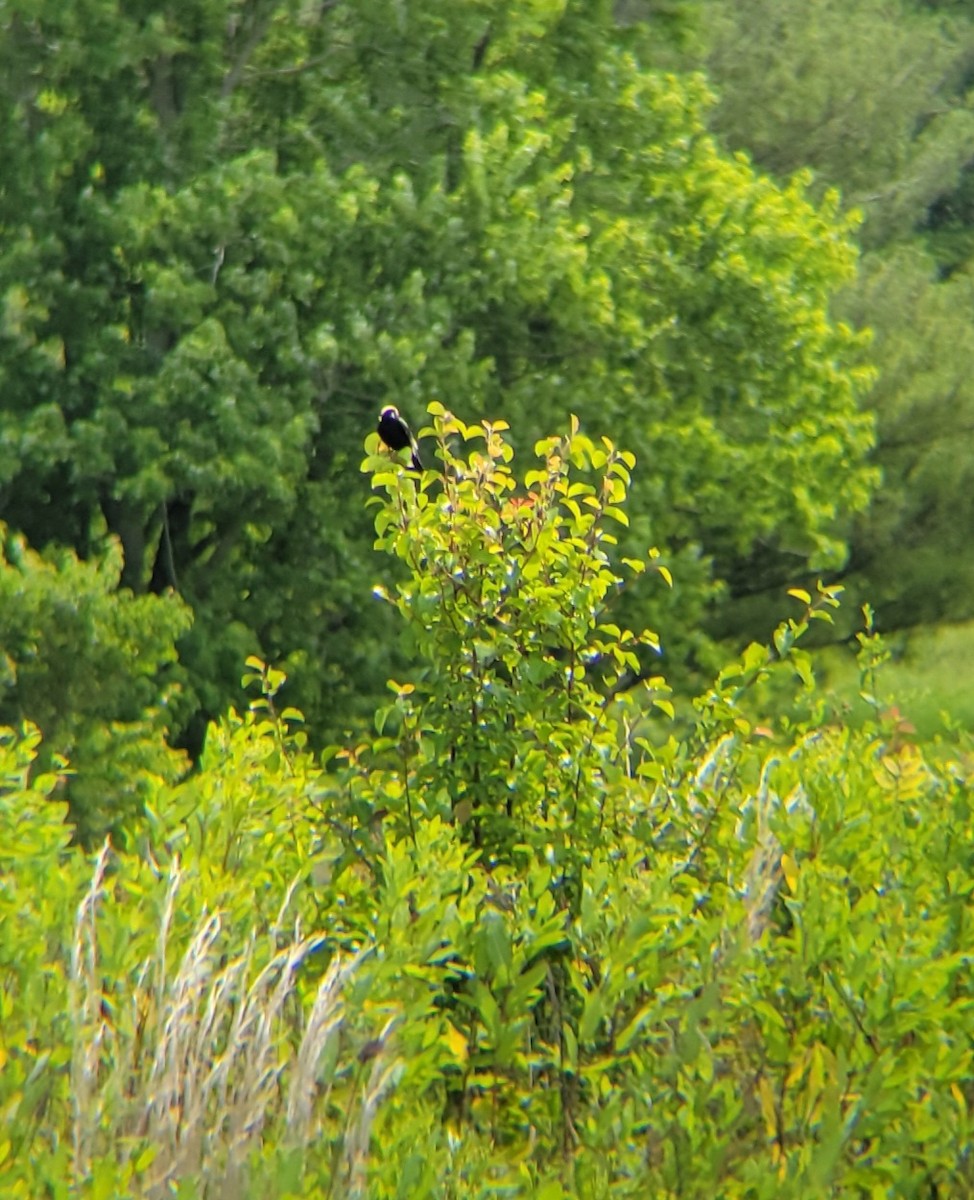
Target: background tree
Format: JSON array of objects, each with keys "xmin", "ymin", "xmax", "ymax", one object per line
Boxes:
[
  {"xmin": 836, "ymin": 247, "xmax": 974, "ymax": 629},
  {"xmin": 670, "ymin": 0, "xmax": 974, "ymax": 644},
  {"xmin": 693, "ymin": 0, "xmax": 974, "ymax": 249},
  {"xmin": 0, "ymin": 0, "xmax": 874, "ymax": 759},
  {"xmin": 0, "ymin": 526, "xmax": 191, "ymax": 842}
]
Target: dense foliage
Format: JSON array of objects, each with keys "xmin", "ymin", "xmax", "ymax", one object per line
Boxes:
[
  {"xmin": 697, "ymin": 0, "xmax": 974, "ymax": 250},
  {"xmin": 0, "ymin": 526, "xmax": 190, "ymax": 842},
  {"xmin": 5, "ymin": 0, "xmax": 974, "ymax": 1185},
  {"xmin": 0, "ymin": 0, "xmax": 875, "ymax": 749},
  {"xmin": 1, "ymin": 417, "xmax": 972, "ymax": 1197},
  {"xmin": 687, "ymin": 0, "xmax": 974, "ymax": 636}
]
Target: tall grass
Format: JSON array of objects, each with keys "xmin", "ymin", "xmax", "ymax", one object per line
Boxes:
[{"xmin": 68, "ymin": 844, "xmax": 390, "ymax": 1198}]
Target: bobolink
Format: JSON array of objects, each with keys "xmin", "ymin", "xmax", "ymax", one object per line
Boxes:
[{"xmin": 377, "ymin": 405, "xmax": 423, "ymax": 473}]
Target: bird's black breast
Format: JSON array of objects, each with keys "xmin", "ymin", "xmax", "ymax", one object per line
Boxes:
[{"xmin": 377, "ymin": 411, "xmax": 412, "ymax": 453}]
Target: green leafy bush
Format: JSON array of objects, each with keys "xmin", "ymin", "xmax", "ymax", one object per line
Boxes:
[
  {"xmin": 0, "ymin": 528, "xmax": 192, "ymax": 842},
  {"xmin": 1, "ymin": 415, "xmax": 971, "ymax": 1197}
]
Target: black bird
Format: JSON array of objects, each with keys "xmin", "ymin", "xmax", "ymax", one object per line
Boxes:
[{"xmin": 377, "ymin": 405, "xmax": 422, "ymax": 472}]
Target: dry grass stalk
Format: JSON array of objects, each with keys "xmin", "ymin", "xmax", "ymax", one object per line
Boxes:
[
  {"xmin": 69, "ymin": 838, "xmax": 113, "ymax": 1184},
  {"xmin": 341, "ymin": 1014, "xmax": 403, "ymax": 1200},
  {"xmin": 68, "ymin": 849, "xmax": 382, "ymax": 1197},
  {"xmin": 286, "ymin": 952, "xmax": 359, "ymax": 1143}
]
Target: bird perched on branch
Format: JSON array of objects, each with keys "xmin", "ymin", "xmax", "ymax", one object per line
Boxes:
[{"xmin": 377, "ymin": 405, "xmax": 423, "ymax": 472}]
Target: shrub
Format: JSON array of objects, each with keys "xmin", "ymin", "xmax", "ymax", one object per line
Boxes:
[
  {"xmin": 0, "ymin": 528, "xmax": 192, "ymax": 843},
  {"xmin": 1, "ymin": 413, "xmax": 971, "ymax": 1197}
]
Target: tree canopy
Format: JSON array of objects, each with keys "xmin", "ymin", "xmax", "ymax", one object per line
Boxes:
[
  {"xmin": 696, "ymin": 0, "xmax": 974, "ymax": 250},
  {"xmin": 684, "ymin": 0, "xmax": 974, "ymax": 638},
  {"xmin": 0, "ymin": 526, "xmax": 190, "ymax": 841},
  {"xmin": 0, "ymin": 0, "xmax": 875, "ymax": 747}
]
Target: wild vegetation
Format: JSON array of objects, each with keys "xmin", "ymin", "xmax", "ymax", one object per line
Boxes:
[
  {"xmin": 686, "ymin": 0, "xmax": 974, "ymax": 642},
  {"xmin": 2, "ymin": 0, "xmax": 974, "ymax": 1195},
  {"xmin": 4, "ymin": 414, "xmax": 974, "ymax": 1197},
  {"xmin": 0, "ymin": 0, "xmax": 877, "ymax": 772}
]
